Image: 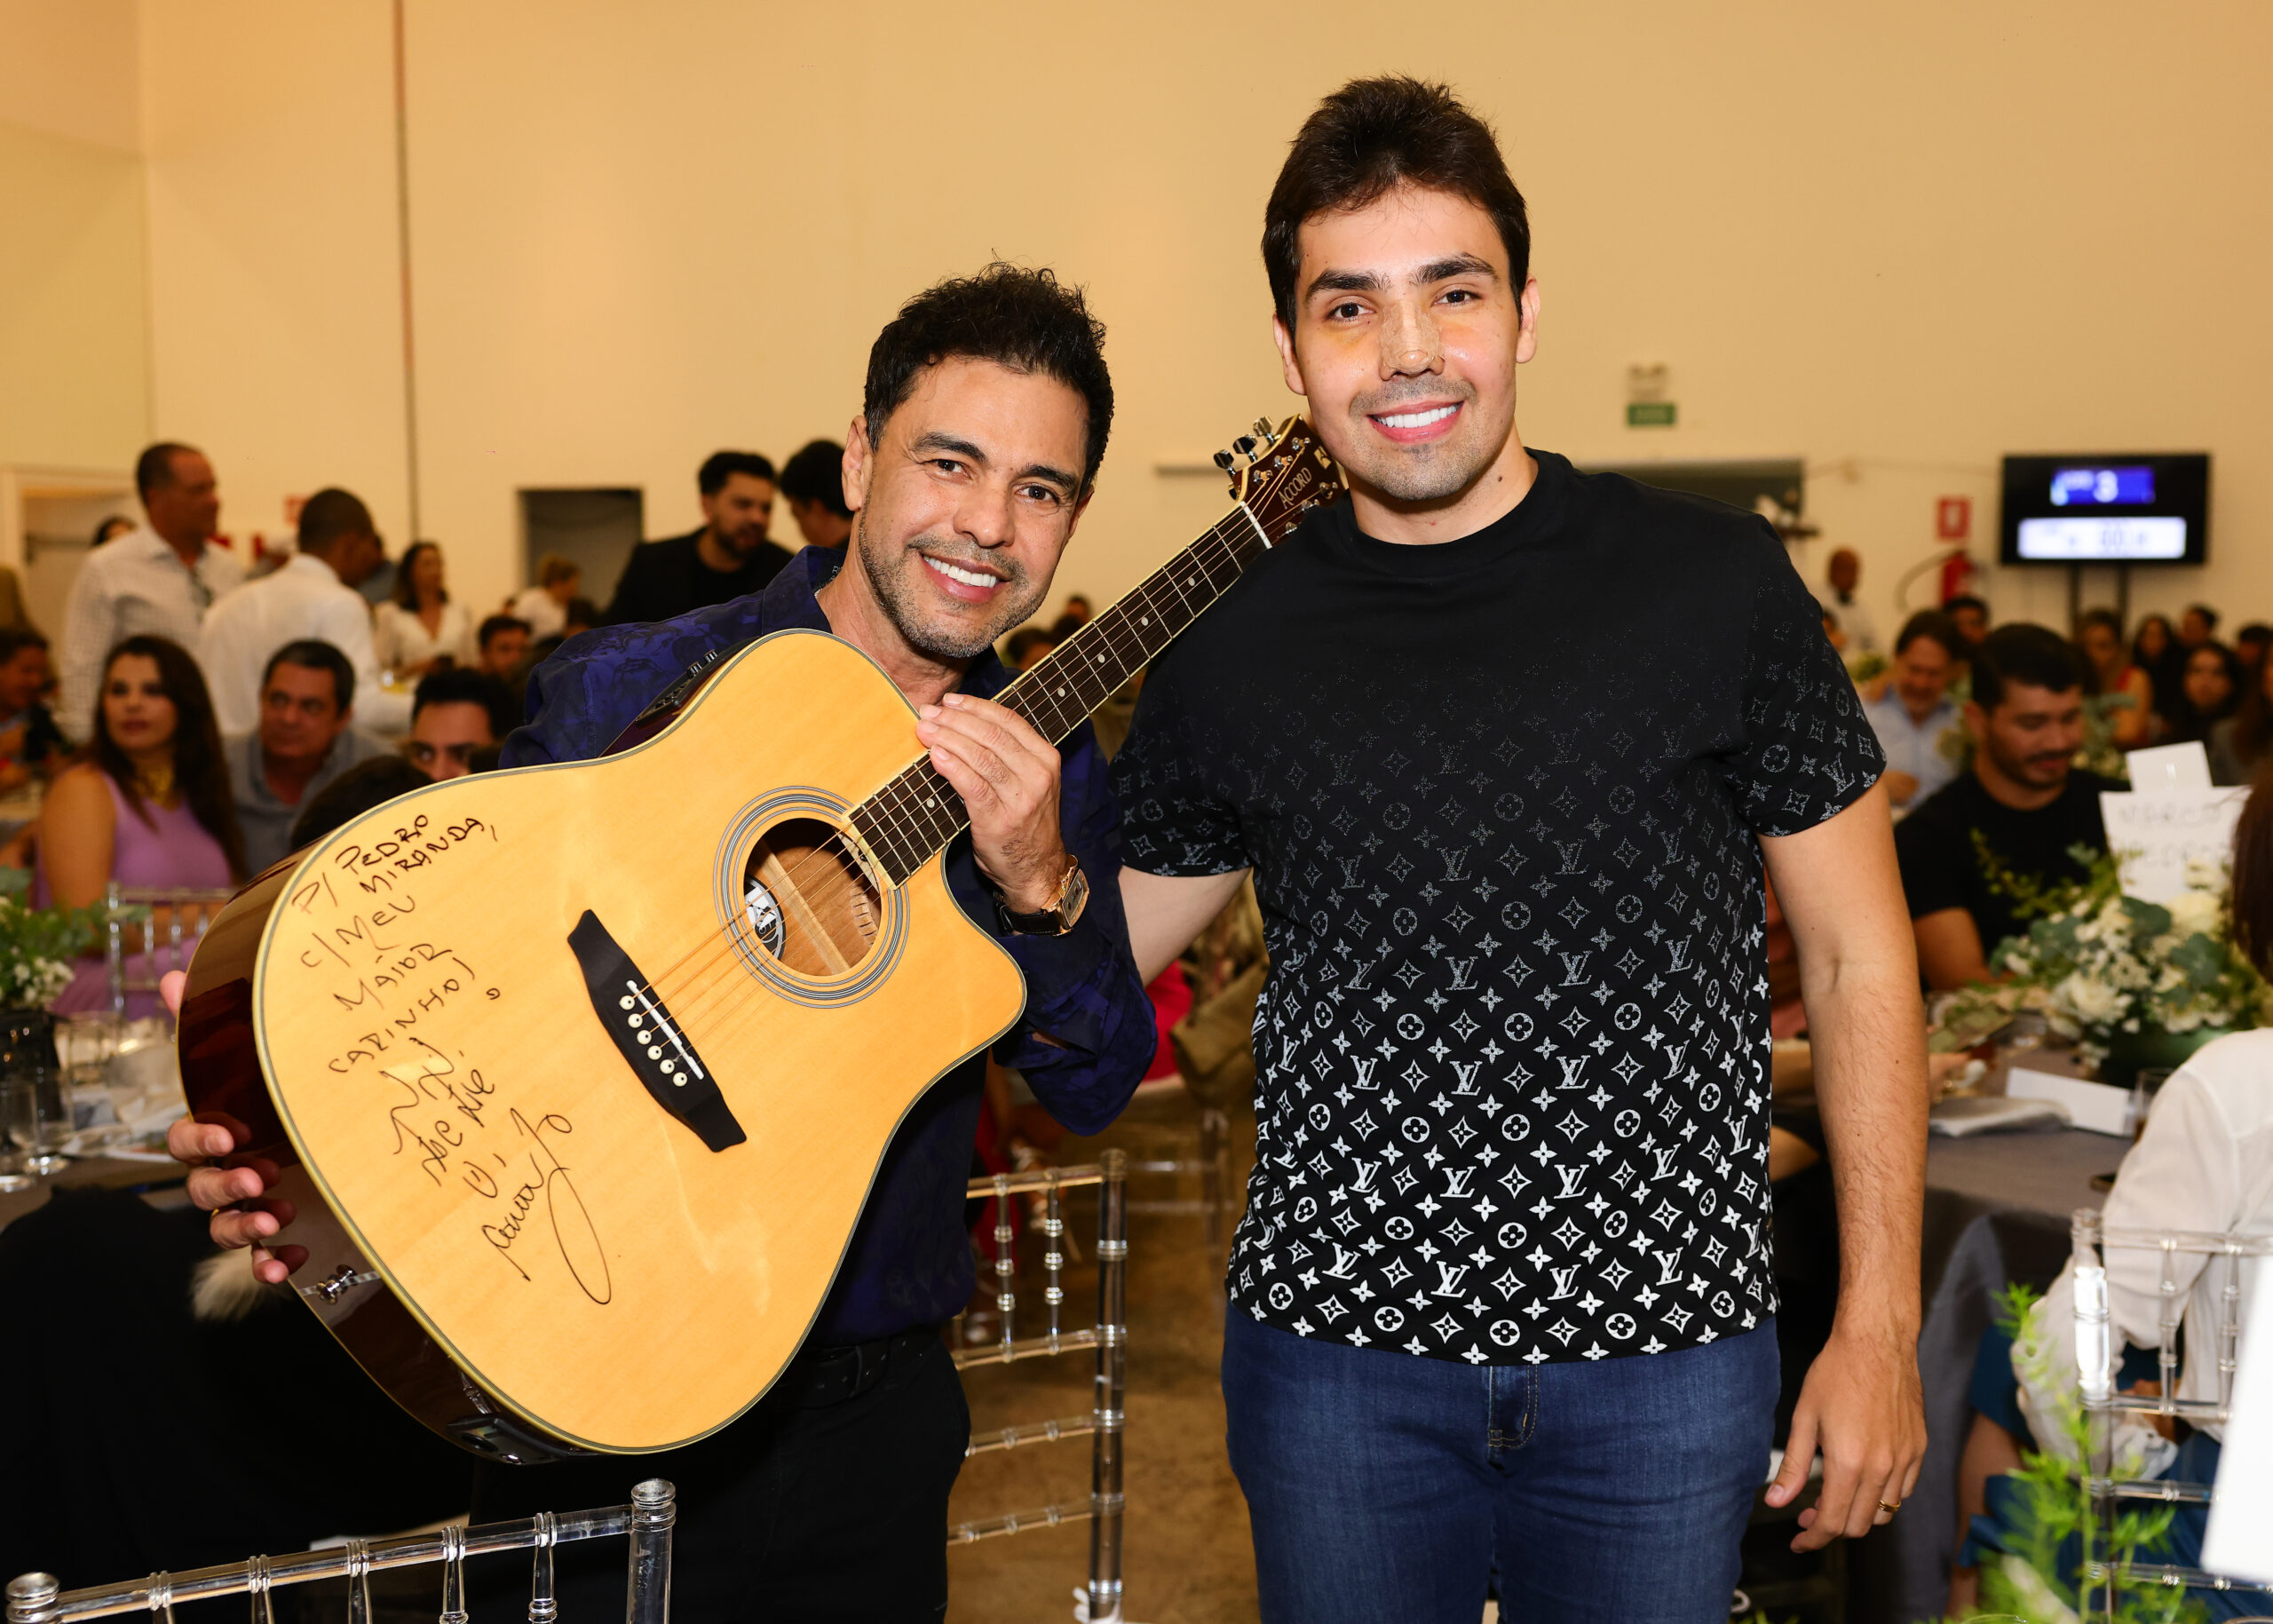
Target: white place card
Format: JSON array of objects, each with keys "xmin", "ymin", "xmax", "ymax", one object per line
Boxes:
[
  {"xmin": 2125, "ymin": 741, "xmax": 2214, "ymax": 791},
  {"xmin": 2099, "ymin": 788, "xmax": 2250, "ymax": 904},
  {"xmin": 2005, "ymin": 1066, "xmax": 2133, "ymax": 1137},
  {"xmin": 2202, "ymin": 1260, "xmax": 2273, "ymax": 1581}
]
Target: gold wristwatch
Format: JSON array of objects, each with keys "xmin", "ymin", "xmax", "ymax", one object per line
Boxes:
[{"xmin": 995, "ymin": 856, "xmax": 1089, "ymax": 937}]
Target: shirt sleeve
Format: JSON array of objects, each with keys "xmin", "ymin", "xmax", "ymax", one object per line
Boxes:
[
  {"xmin": 1107, "ymin": 647, "xmax": 1251, "ymax": 877},
  {"xmin": 57, "ymin": 552, "xmax": 112, "ymax": 741},
  {"xmin": 324, "ymin": 592, "xmax": 411, "ymax": 734},
  {"xmin": 992, "ymin": 724, "xmax": 1155, "ymax": 1137},
  {"xmin": 1719, "ymin": 530, "xmax": 1885, "ymax": 836}
]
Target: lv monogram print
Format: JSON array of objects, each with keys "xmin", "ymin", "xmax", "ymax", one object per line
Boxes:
[{"xmin": 1113, "ymin": 463, "xmax": 1883, "ymax": 1367}]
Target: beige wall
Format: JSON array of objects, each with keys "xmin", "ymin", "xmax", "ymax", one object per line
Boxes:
[
  {"xmin": 0, "ymin": 0, "xmax": 148, "ymax": 511},
  {"xmin": 115, "ymin": 2, "xmax": 2273, "ymax": 638}
]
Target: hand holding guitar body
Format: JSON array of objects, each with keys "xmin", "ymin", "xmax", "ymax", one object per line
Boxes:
[{"xmin": 162, "ymin": 970, "xmax": 308, "ymax": 1283}]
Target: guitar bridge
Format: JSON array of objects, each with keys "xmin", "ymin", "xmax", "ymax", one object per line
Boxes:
[{"xmin": 567, "ymin": 911, "xmax": 747, "ymax": 1153}]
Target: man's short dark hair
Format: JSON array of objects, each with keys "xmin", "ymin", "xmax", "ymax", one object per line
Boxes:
[
  {"xmin": 2186, "ymin": 603, "xmax": 2221, "ymax": 630},
  {"xmin": 1944, "ymin": 594, "xmax": 1990, "ymax": 620},
  {"xmin": 290, "ymin": 756, "xmax": 430, "ymax": 848},
  {"xmin": 1973, "ymin": 624, "xmax": 2087, "ymax": 711},
  {"xmin": 134, "ymin": 442, "xmax": 202, "ymax": 500},
  {"xmin": 412, "ymin": 667, "xmax": 517, "ymax": 738},
  {"xmin": 297, "ymin": 487, "xmax": 376, "ymax": 555},
  {"xmin": 477, "ymin": 614, "xmax": 530, "ymax": 651},
  {"xmin": 778, "ymin": 440, "xmax": 851, "ymax": 518},
  {"xmin": 0, "ymin": 628, "xmax": 51, "ymax": 662},
  {"xmin": 863, "ymin": 263, "xmax": 1113, "ymax": 494},
  {"xmin": 1263, "ymin": 76, "xmax": 1531, "ymax": 332},
  {"xmin": 697, "ymin": 452, "xmax": 777, "ymax": 497},
  {"xmin": 261, "ymin": 638, "xmax": 355, "ymax": 713},
  {"xmin": 1894, "ymin": 611, "xmax": 1963, "ymax": 660}
]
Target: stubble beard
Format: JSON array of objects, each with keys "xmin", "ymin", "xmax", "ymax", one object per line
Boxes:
[
  {"xmin": 1340, "ymin": 383, "xmax": 1499, "ymax": 504},
  {"xmin": 857, "ymin": 511, "xmax": 1046, "ymax": 662}
]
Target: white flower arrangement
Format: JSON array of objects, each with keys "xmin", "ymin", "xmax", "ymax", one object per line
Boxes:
[
  {"xmin": 0, "ymin": 868, "xmax": 105, "ymax": 1010},
  {"xmin": 1932, "ymin": 848, "xmax": 2270, "ymax": 1066}
]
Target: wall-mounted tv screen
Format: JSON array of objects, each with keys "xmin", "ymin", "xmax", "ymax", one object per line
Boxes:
[{"xmin": 2000, "ymin": 452, "xmax": 2210, "ymax": 566}]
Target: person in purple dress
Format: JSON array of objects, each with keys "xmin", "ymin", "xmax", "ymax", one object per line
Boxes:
[{"xmin": 35, "ymin": 636, "xmax": 243, "ymax": 1015}]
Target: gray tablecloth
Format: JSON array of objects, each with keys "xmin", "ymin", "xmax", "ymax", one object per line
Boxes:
[{"xmin": 1855, "ymin": 1127, "xmax": 2118, "ymax": 1624}]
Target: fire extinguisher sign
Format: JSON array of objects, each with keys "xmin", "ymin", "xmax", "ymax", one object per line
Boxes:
[{"xmin": 1936, "ymin": 496, "xmax": 1971, "ymax": 540}]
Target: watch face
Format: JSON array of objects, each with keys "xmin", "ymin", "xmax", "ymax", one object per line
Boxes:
[{"xmin": 1060, "ymin": 862, "xmax": 1089, "ymax": 923}]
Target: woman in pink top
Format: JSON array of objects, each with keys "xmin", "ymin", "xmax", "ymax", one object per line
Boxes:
[{"xmin": 36, "ymin": 636, "xmax": 243, "ymax": 1015}]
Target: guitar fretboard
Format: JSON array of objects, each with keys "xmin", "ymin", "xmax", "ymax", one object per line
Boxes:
[{"xmin": 850, "ymin": 504, "xmax": 1271, "ymax": 885}]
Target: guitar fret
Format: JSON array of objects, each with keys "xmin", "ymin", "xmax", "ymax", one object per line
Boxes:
[{"xmin": 853, "ymin": 463, "xmax": 1327, "ymax": 885}]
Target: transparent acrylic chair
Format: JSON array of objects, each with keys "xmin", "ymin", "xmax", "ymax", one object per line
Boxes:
[
  {"xmin": 950, "ymin": 1149, "xmax": 1130, "ymax": 1624},
  {"xmin": 2071, "ymin": 1208, "xmax": 2273, "ymax": 1617},
  {"xmin": 7, "ymin": 1479, "xmax": 675, "ymax": 1623},
  {"xmin": 102, "ymin": 883, "xmax": 234, "ymax": 1016}
]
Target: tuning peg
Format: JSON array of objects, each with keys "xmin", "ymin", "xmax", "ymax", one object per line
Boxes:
[
  {"xmin": 1233, "ymin": 436, "xmax": 1256, "ymax": 456},
  {"xmin": 1253, "ymin": 418, "xmax": 1273, "ymax": 441},
  {"xmin": 1213, "ymin": 449, "xmax": 1235, "ymax": 471}
]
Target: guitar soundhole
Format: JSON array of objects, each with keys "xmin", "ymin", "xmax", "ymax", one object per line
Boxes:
[{"xmin": 741, "ymin": 817, "xmax": 881, "ymax": 977}]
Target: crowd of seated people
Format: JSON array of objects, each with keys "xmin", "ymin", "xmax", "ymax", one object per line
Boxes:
[{"xmin": 0, "ymin": 432, "xmax": 850, "ymax": 999}]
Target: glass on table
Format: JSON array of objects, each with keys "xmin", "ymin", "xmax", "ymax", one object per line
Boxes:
[
  {"xmin": 0, "ymin": 1082, "xmax": 32, "ymax": 1192},
  {"xmin": 2128, "ymin": 1066, "xmax": 2176, "ymax": 1143},
  {"xmin": 0, "ymin": 1010, "xmax": 66, "ymax": 1174}
]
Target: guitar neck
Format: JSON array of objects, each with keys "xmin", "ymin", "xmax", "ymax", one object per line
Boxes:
[{"xmin": 851, "ymin": 503, "xmax": 1273, "ymax": 885}]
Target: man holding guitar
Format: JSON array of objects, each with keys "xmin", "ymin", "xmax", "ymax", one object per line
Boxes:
[
  {"xmin": 1116, "ymin": 78, "xmax": 1929, "ymax": 1621},
  {"xmin": 168, "ymin": 265, "xmax": 1157, "ymax": 1619}
]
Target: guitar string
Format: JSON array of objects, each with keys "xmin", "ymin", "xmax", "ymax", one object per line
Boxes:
[
  {"xmin": 640, "ymin": 510, "xmax": 1272, "ymax": 1037},
  {"xmin": 625, "ymin": 500, "xmax": 1283, "ymax": 1034},
  {"xmin": 647, "ymin": 513, "xmax": 1269, "ymax": 1038}
]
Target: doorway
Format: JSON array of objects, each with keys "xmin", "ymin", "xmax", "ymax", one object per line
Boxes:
[{"xmin": 519, "ymin": 487, "xmax": 644, "ymax": 612}]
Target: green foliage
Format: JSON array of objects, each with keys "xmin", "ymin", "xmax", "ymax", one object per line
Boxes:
[{"xmin": 0, "ymin": 867, "xmax": 110, "ymax": 1009}]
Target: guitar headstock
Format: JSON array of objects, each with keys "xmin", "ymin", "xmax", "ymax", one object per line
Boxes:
[{"xmin": 1215, "ymin": 416, "xmax": 1348, "ymax": 543}]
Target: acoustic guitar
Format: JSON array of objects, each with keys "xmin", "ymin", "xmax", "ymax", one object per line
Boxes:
[{"xmin": 178, "ymin": 416, "xmax": 1345, "ymax": 1460}]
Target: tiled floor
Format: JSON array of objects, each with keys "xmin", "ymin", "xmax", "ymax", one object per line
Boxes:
[{"xmin": 946, "ymin": 1084, "xmax": 1261, "ymax": 1624}]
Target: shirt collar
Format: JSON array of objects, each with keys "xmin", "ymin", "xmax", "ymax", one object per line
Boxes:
[
  {"xmin": 764, "ymin": 544, "xmax": 1012, "ymax": 699},
  {"xmin": 282, "ymin": 551, "xmax": 342, "ymax": 584}
]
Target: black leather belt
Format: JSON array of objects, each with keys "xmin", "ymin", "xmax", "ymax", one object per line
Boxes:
[{"xmin": 791, "ymin": 1327, "xmax": 938, "ymax": 1409}]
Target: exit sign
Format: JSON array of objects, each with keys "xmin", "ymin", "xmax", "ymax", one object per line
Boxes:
[{"xmin": 1627, "ymin": 401, "xmax": 1676, "ymax": 428}]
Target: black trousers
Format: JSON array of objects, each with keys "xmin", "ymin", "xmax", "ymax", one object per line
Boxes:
[{"xmin": 464, "ymin": 1329, "xmax": 969, "ymax": 1622}]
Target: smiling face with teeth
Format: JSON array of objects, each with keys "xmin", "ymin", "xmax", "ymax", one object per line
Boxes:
[
  {"xmin": 1272, "ymin": 182, "xmax": 1540, "ymax": 542},
  {"xmin": 819, "ymin": 355, "xmax": 1091, "ymax": 694}
]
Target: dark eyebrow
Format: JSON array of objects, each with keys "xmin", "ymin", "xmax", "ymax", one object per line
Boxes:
[
  {"xmin": 910, "ymin": 432, "xmax": 989, "ymax": 466},
  {"xmin": 1303, "ymin": 267, "xmax": 1390, "ymax": 305},
  {"xmin": 910, "ymin": 432, "xmax": 1079, "ymax": 497},
  {"xmin": 1303, "ymin": 253, "xmax": 1498, "ymax": 308},
  {"xmin": 1417, "ymin": 252, "xmax": 1498, "ymax": 284}
]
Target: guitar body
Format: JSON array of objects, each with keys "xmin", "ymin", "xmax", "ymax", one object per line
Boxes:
[{"xmin": 180, "ymin": 630, "xmax": 1026, "ymax": 1457}]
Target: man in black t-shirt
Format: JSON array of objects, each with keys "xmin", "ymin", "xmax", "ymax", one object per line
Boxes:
[
  {"xmin": 1114, "ymin": 79, "xmax": 1929, "ymax": 1620},
  {"xmin": 602, "ymin": 450, "xmax": 797, "ymax": 624},
  {"xmin": 1896, "ymin": 624, "xmax": 2113, "ymax": 988}
]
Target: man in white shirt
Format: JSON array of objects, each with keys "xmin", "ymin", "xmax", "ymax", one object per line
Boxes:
[
  {"xmin": 59, "ymin": 442, "xmax": 246, "ymax": 737},
  {"xmin": 1861, "ymin": 610, "xmax": 1963, "ymax": 810},
  {"xmin": 197, "ymin": 488, "xmax": 412, "ymax": 738},
  {"xmin": 1823, "ymin": 547, "xmax": 1881, "ymax": 655}
]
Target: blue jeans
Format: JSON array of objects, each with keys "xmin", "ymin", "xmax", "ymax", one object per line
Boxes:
[{"xmin": 1222, "ymin": 1310, "xmax": 1778, "ymax": 1624}]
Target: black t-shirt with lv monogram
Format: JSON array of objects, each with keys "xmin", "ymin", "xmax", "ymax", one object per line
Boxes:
[{"xmin": 1112, "ymin": 450, "xmax": 1883, "ymax": 1367}]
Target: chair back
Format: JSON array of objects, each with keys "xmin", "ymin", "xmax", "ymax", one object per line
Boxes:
[
  {"xmin": 2071, "ymin": 1208, "xmax": 2273, "ymax": 1615},
  {"xmin": 103, "ymin": 883, "xmax": 234, "ymax": 1014}
]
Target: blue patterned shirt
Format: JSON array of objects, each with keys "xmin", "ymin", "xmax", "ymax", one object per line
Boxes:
[{"xmin": 505, "ymin": 546, "xmax": 1155, "ymax": 1343}]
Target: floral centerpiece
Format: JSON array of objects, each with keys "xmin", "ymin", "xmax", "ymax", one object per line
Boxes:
[
  {"xmin": 1931, "ymin": 844, "xmax": 2271, "ymax": 1077},
  {"xmin": 0, "ymin": 867, "xmax": 105, "ymax": 1010}
]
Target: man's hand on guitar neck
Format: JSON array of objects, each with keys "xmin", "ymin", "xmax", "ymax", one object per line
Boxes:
[
  {"xmin": 916, "ymin": 693, "xmax": 1071, "ymax": 912},
  {"xmin": 159, "ymin": 969, "xmax": 307, "ymax": 1285}
]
